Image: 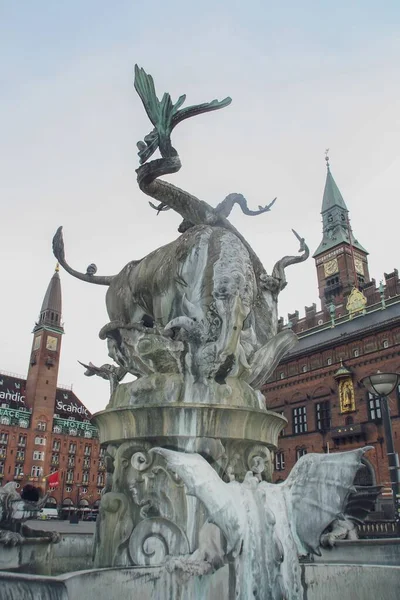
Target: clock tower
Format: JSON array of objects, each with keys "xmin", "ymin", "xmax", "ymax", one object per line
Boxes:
[
  {"xmin": 313, "ymin": 155, "xmax": 370, "ymax": 312},
  {"xmin": 25, "ymin": 264, "xmax": 64, "ymax": 424}
]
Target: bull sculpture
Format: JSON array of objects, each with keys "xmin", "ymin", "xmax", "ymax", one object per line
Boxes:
[{"xmin": 53, "ymin": 66, "xmax": 309, "ymax": 407}]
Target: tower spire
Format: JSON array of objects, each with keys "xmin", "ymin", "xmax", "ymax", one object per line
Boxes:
[
  {"xmin": 313, "ymin": 154, "xmax": 370, "ymax": 310},
  {"xmin": 35, "ymin": 267, "xmax": 63, "ymax": 333},
  {"xmin": 313, "ymin": 155, "xmax": 367, "ymax": 257}
]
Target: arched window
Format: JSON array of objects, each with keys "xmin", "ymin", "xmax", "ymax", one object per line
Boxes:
[
  {"xmin": 345, "ymin": 416, "xmax": 354, "ymax": 426},
  {"xmin": 0, "ymin": 417, "xmax": 10, "ymax": 426}
]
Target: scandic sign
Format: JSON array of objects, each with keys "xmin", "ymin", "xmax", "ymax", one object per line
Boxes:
[
  {"xmin": 0, "ymin": 391, "xmax": 25, "ymax": 403},
  {"xmin": 55, "ymin": 400, "xmax": 89, "ymax": 417}
]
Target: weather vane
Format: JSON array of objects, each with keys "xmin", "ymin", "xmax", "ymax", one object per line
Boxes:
[{"xmin": 325, "ymin": 148, "xmax": 330, "ymax": 169}]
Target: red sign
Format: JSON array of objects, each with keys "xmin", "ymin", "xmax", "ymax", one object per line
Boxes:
[{"xmin": 47, "ymin": 472, "xmax": 59, "ymax": 489}]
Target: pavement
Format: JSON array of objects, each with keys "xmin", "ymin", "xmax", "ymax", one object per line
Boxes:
[{"xmin": 27, "ymin": 519, "xmax": 96, "ymax": 534}]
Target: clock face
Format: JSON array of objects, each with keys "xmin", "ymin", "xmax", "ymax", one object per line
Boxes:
[
  {"xmin": 46, "ymin": 336, "xmax": 58, "ymax": 351},
  {"xmin": 323, "ymin": 258, "xmax": 339, "ymax": 277},
  {"xmin": 33, "ymin": 335, "xmax": 41, "ymax": 351},
  {"xmin": 354, "ymin": 258, "xmax": 364, "ymax": 275}
]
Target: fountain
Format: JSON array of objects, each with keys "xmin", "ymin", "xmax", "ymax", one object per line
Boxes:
[{"xmin": 1, "ymin": 66, "xmax": 398, "ymax": 599}]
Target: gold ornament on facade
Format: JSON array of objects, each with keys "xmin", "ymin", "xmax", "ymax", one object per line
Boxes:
[
  {"xmin": 346, "ymin": 287, "xmax": 367, "ymax": 318},
  {"xmin": 339, "ymin": 378, "xmax": 356, "ymax": 413}
]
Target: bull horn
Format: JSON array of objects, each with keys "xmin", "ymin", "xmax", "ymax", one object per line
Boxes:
[
  {"xmin": 164, "ymin": 316, "xmax": 197, "ymax": 335},
  {"xmin": 271, "ymin": 230, "xmax": 309, "ymax": 292}
]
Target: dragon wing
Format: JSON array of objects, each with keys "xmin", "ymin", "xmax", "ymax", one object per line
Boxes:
[
  {"xmin": 151, "ymin": 448, "xmax": 244, "ymax": 554},
  {"xmin": 345, "ymin": 484, "xmax": 382, "ymax": 522},
  {"xmin": 281, "ymin": 447, "xmax": 373, "ymax": 555}
]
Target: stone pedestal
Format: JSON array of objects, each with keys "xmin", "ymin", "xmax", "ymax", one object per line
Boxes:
[{"xmin": 91, "ymin": 403, "xmax": 285, "ymax": 568}]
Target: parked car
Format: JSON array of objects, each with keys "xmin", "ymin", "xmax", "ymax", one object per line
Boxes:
[
  {"xmin": 84, "ymin": 513, "xmax": 97, "ymax": 522},
  {"xmin": 38, "ymin": 508, "xmax": 59, "ymax": 520}
]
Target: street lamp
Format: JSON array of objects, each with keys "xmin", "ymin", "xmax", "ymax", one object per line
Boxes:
[
  {"xmin": 361, "ymin": 371, "xmax": 400, "ymax": 520},
  {"xmin": 69, "ymin": 483, "xmax": 82, "ymax": 524}
]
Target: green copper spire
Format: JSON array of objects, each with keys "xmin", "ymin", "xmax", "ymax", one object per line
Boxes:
[
  {"xmin": 313, "ymin": 154, "xmax": 367, "ymax": 257},
  {"xmin": 321, "ymin": 168, "xmax": 348, "ymax": 213}
]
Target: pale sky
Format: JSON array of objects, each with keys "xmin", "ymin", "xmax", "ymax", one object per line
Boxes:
[{"xmin": 1, "ymin": 1, "xmax": 399, "ymax": 414}]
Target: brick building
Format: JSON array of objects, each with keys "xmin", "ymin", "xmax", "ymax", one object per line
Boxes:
[
  {"xmin": 263, "ymin": 159, "xmax": 400, "ymax": 517},
  {"xmin": 0, "ymin": 266, "xmax": 104, "ymax": 517}
]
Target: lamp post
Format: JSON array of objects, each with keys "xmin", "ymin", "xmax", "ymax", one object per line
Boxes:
[
  {"xmin": 69, "ymin": 483, "xmax": 82, "ymax": 524},
  {"xmin": 361, "ymin": 371, "xmax": 400, "ymax": 520}
]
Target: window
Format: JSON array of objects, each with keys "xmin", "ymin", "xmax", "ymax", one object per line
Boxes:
[
  {"xmin": 83, "ymin": 458, "xmax": 91, "ymax": 469},
  {"xmin": 0, "ymin": 433, "xmax": 8, "ymax": 444},
  {"xmin": 84, "ymin": 445, "xmax": 92, "ymax": 456},
  {"xmin": 81, "ymin": 487, "xmax": 88, "ymax": 494},
  {"xmin": 33, "ymin": 450, "xmax": 44, "ymax": 461},
  {"xmin": 67, "ymin": 457, "xmax": 75, "ymax": 468},
  {"xmin": 66, "ymin": 486, "xmax": 73, "ymax": 493},
  {"xmin": 296, "ymin": 448, "xmax": 307, "ymax": 461},
  {"xmin": 0, "ymin": 462, "xmax": 4, "ymax": 475},
  {"xmin": 69, "ymin": 428, "xmax": 78, "ymax": 436},
  {"xmin": 66, "ymin": 471, "xmax": 74, "ymax": 484},
  {"xmin": 16, "ymin": 450, "xmax": 25, "ymax": 462},
  {"xmin": 35, "ymin": 436, "xmax": 46, "ymax": 446},
  {"xmin": 327, "ymin": 358, "xmax": 332, "ymax": 366},
  {"xmin": 69, "ymin": 443, "xmax": 76, "ymax": 454},
  {"xmin": 53, "ymin": 425, "xmax": 62, "ymax": 434},
  {"xmin": 31, "ymin": 466, "xmax": 43, "ymax": 477},
  {"xmin": 353, "ymin": 348, "xmax": 359, "ymax": 358},
  {"xmin": 275, "ymin": 452, "xmax": 285, "ymax": 471},
  {"xmin": 14, "ymin": 465, "xmax": 24, "ymax": 477},
  {"xmin": 368, "ymin": 393, "xmax": 382, "ymax": 421},
  {"xmin": 84, "ymin": 430, "xmax": 92, "ymax": 439},
  {"xmin": 292, "ymin": 406, "xmax": 307, "ymax": 434},
  {"xmin": 383, "ymin": 339, "xmax": 389, "ymax": 349},
  {"xmin": 18, "ymin": 435, "xmax": 26, "ymax": 446},
  {"xmin": 37, "ymin": 421, "xmax": 46, "ymax": 431},
  {"xmin": 82, "ymin": 472, "xmax": 89, "ymax": 484},
  {"xmin": 316, "ymin": 401, "xmax": 331, "ymax": 431},
  {"xmin": 99, "ymin": 448, "xmax": 106, "ymax": 458},
  {"xmin": 51, "ymin": 454, "xmax": 59, "ymax": 465},
  {"xmin": 53, "ymin": 440, "xmax": 61, "ymax": 451},
  {"xmin": 19, "ymin": 419, "xmax": 29, "ymax": 428},
  {"xmin": 0, "ymin": 446, "xmax": 6, "ymax": 459},
  {"xmin": 301, "ymin": 365, "xmax": 307, "ymax": 373},
  {"xmin": 97, "ymin": 474, "xmax": 104, "ymax": 487},
  {"xmin": 0, "ymin": 417, "xmax": 10, "ymax": 425},
  {"xmin": 279, "ymin": 372, "xmax": 285, "ymax": 380}
]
